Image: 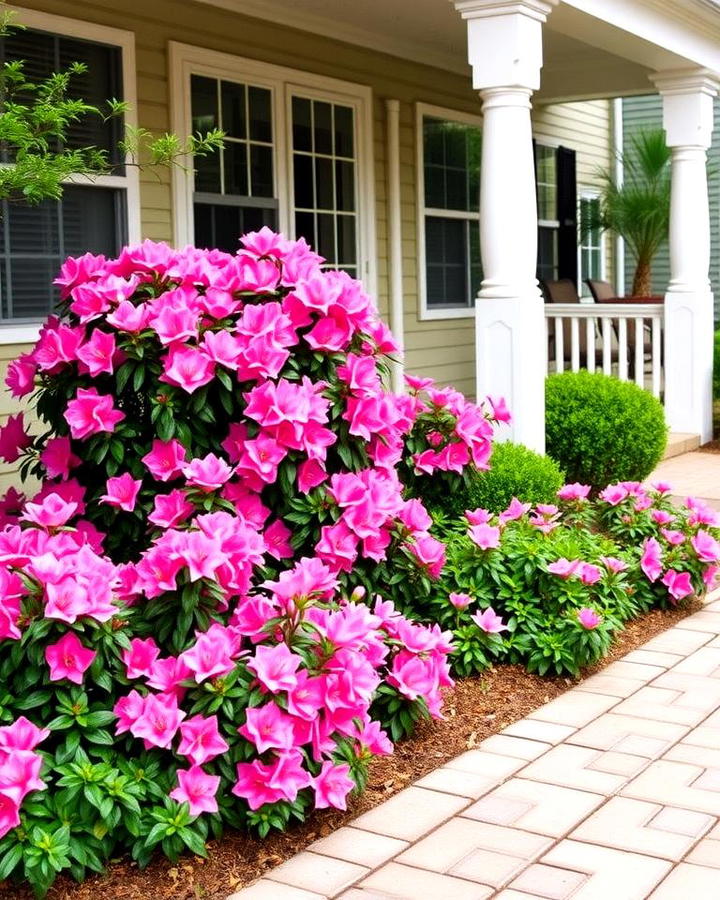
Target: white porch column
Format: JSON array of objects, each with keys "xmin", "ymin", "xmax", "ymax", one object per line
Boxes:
[
  {"xmin": 454, "ymin": 0, "xmax": 557, "ymax": 452},
  {"xmin": 651, "ymin": 69, "xmax": 719, "ymax": 443}
]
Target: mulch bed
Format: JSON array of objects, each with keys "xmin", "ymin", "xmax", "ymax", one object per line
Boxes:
[{"xmin": 5, "ymin": 601, "xmax": 701, "ymax": 900}]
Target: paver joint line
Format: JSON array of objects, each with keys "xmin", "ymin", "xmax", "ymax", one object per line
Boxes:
[{"xmin": 231, "ymin": 587, "xmax": 720, "ymax": 899}]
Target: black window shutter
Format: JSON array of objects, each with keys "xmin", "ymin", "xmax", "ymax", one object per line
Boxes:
[{"xmin": 556, "ymin": 145, "xmax": 577, "ymax": 284}]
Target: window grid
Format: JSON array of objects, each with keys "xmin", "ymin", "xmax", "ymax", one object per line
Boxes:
[
  {"xmin": 579, "ymin": 194, "xmax": 603, "ymax": 290},
  {"xmin": 292, "ymin": 97, "xmax": 358, "ymax": 273},
  {"xmin": 536, "ymin": 144, "xmax": 559, "ymax": 226}
]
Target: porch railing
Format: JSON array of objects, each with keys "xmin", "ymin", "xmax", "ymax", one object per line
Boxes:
[{"xmin": 544, "ymin": 302, "xmax": 665, "ymax": 399}]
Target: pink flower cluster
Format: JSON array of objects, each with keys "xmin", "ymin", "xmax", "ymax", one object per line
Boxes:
[{"xmin": 0, "ymin": 717, "xmax": 48, "ymax": 838}]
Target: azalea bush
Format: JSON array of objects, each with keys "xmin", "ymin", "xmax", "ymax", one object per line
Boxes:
[
  {"xmin": 0, "ymin": 230, "xmax": 505, "ymax": 894},
  {"xmin": 421, "ymin": 480, "xmax": 720, "ymax": 677}
]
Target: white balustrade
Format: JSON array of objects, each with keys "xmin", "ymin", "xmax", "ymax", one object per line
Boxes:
[{"xmin": 544, "ymin": 303, "xmax": 665, "ymax": 398}]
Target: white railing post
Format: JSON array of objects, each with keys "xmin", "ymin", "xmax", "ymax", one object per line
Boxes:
[
  {"xmin": 652, "ymin": 69, "xmax": 719, "ymax": 442},
  {"xmin": 454, "ymin": 0, "xmax": 558, "ymax": 453}
]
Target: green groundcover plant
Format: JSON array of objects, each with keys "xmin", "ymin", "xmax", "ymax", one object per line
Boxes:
[
  {"xmin": 0, "ymin": 230, "xmax": 510, "ymax": 895},
  {"xmin": 546, "ymin": 371, "xmax": 668, "ymax": 489},
  {"xmin": 417, "ymin": 480, "xmax": 720, "ymax": 678}
]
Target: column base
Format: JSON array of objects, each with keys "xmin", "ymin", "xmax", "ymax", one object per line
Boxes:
[
  {"xmin": 663, "ymin": 290, "xmax": 714, "ymax": 443},
  {"xmin": 475, "ymin": 293, "xmax": 546, "ymax": 453}
]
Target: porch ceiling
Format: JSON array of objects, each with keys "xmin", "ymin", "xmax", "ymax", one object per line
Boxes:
[{"xmin": 194, "ymin": 0, "xmax": 720, "ymax": 102}]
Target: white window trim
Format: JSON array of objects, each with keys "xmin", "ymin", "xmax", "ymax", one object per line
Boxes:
[
  {"xmin": 416, "ymin": 102, "xmax": 482, "ymax": 321},
  {"xmin": 2, "ymin": 6, "xmax": 140, "ymax": 342},
  {"xmin": 578, "ymin": 187, "xmax": 606, "ymax": 297},
  {"xmin": 168, "ymin": 42, "xmax": 376, "ymax": 296}
]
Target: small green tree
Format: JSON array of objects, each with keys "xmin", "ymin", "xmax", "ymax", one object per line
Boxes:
[
  {"xmin": 582, "ymin": 128, "xmax": 671, "ymax": 298},
  {"xmin": 0, "ymin": 5, "xmax": 223, "ymax": 207}
]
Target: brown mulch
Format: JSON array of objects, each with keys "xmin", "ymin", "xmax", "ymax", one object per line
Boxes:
[
  {"xmin": 700, "ymin": 439, "xmax": 720, "ymax": 454},
  {"xmin": 3, "ymin": 600, "xmax": 702, "ymax": 900}
]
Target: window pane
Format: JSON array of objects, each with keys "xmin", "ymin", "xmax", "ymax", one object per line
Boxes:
[
  {"xmin": 191, "ymin": 75, "xmax": 219, "ymax": 132},
  {"xmin": 422, "ymin": 116, "xmax": 481, "ymax": 213},
  {"xmin": 335, "ymin": 161, "xmax": 355, "ymax": 211},
  {"xmin": 221, "ymin": 81, "xmax": 246, "ymax": 139},
  {"xmin": 314, "ymin": 101, "xmax": 332, "ymax": 155},
  {"xmin": 293, "ymin": 155, "xmax": 314, "ymax": 209},
  {"xmin": 62, "ymin": 186, "xmax": 122, "ymax": 258},
  {"xmin": 292, "ymin": 97, "xmax": 312, "ymax": 152},
  {"xmin": 425, "ymin": 216, "xmax": 469, "ymax": 308},
  {"xmin": 250, "ymin": 144, "xmax": 274, "ymax": 197},
  {"xmin": 317, "ymin": 213, "xmax": 336, "ymax": 262},
  {"xmin": 224, "ymin": 142, "xmax": 248, "ymax": 196},
  {"xmin": 295, "ymin": 211, "xmax": 315, "ymax": 249},
  {"xmin": 537, "ymin": 226, "xmax": 558, "ymax": 282},
  {"xmin": 248, "ymin": 86, "xmax": 272, "ymax": 143},
  {"xmin": 315, "ymin": 157, "xmax": 334, "ymax": 210},
  {"xmin": 337, "ymin": 215, "xmax": 357, "ymax": 266},
  {"xmin": 334, "ymin": 105, "xmax": 354, "ymax": 157}
]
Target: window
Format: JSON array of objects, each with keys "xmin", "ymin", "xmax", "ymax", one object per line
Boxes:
[
  {"xmin": 579, "ymin": 192, "xmax": 604, "ymax": 293},
  {"xmin": 536, "ymin": 143, "xmax": 559, "ymax": 283},
  {"xmin": 417, "ymin": 106, "xmax": 481, "ymax": 317},
  {"xmin": 0, "ymin": 11, "xmax": 138, "ymax": 330},
  {"xmin": 172, "ymin": 44, "xmax": 374, "ymax": 287}
]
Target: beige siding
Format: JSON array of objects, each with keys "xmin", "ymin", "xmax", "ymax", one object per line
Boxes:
[{"xmin": 2, "ymin": 1, "xmax": 614, "ymax": 468}]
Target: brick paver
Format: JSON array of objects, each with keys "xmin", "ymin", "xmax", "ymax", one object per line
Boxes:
[{"xmin": 229, "ymin": 589, "xmax": 720, "ymax": 900}]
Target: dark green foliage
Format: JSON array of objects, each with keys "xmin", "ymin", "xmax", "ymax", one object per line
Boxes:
[{"xmin": 545, "ymin": 371, "xmax": 667, "ymax": 489}]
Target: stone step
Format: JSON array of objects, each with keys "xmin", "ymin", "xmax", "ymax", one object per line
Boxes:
[{"xmin": 664, "ymin": 433, "xmax": 701, "ymax": 460}]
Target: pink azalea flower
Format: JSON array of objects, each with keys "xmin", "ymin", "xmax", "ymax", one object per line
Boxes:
[
  {"xmin": 170, "ymin": 766, "xmax": 220, "ymax": 817},
  {"xmin": 64, "ymin": 388, "xmax": 125, "ymax": 440},
  {"xmin": 652, "ymin": 481, "xmax": 673, "ymax": 494},
  {"xmin": 129, "ymin": 692, "xmax": 186, "ymax": 749},
  {"xmin": 662, "ymin": 569, "xmax": 694, "ymax": 602},
  {"xmin": 178, "ymin": 715, "xmax": 229, "ymax": 766},
  {"xmin": 651, "ymin": 509, "xmax": 674, "ymax": 526},
  {"xmin": 0, "ymin": 717, "xmax": 49, "ymax": 752},
  {"xmin": 599, "ymin": 484, "xmax": 629, "ymax": 506},
  {"xmin": 312, "ymin": 761, "xmax": 355, "ymax": 810},
  {"xmin": 577, "ymin": 607, "xmax": 602, "ymax": 629},
  {"xmin": 21, "ymin": 493, "xmax": 78, "ymax": 529},
  {"xmin": 180, "ymin": 628, "xmax": 236, "ymax": 683},
  {"xmin": 148, "ymin": 490, "xmax": 194, "ymax": 528},
  {"xmin": 183, "ymin": 454, "xmax": 235, "ymax": 492},
  {"xmin": 465, "ymin": 507, "xmax": 491, "ymax": 526},
  {"xmin": 142, "ymin": 439, "xmax": 187, "ymax": 482},
  {"xmin": 640, "ymin": 537, "xmax": 663, "ymax": 582},
  {"xmin": 232, "ymin": 759, "xmax": 288, "ymax": 810},
  {"xmin": 600, "ymin": 556, "xmax": 627, "ymax": 573},
  {"xmin": 468, "ymin": 523, "xmax": 501, "ymax": 550},
  {"xmin": 547, "ymin": 558, "xmax": 583, "ymax": 579},
  {"xmin": 5, "ymin": 355, "xmax": 37, "ymax": 398},
  {"xmin": 159, "ymin": 345, "xmax": 215, "ymax": 394},
  {"xmin": 238, "ymin": 702, "xmax": 296, "ymax": 753},
  {"xmin": 471, "ymin": 607, "xmax": 509, "ymax": 633},
  {"xmin": 0, "ymin": 414, "xmax": 32, "ymax": 464},
  {"xmin": 100, "ymin": 473, "xmax": 142, "ymax": 512},
  {"xmin": 298, "ymin": 458, "xmax": 328, "ymax": 493},
  {"xmin": 264, "ymin": 519, "xmax": 294, "ymax": 560},
  {"xmin": 661, "ymin": 528, "xmax": 686, "ymax": 546},
  {"xmin": 557, "ymin": 482, "xmax": 591, "ymax": 501},
  {"xmin": 499, "ymin": 497, "xmax": 531, "ymax": 524},
  {"xmin": 449, "ymin": 592, "xmax": 473, "ymax": 609},
  {"xmin": 408, "ymin": 534, "xmax": 446, "ymax": 578},
  {"xmin": 247, "ymin": 643, "xmax": 302, "ymax": 694},
  {"xmin": 580, "ymin": 563, "xmax": 602, "ymax": 585},
  {"xmin": 39, "ymin": 436, "xmax": 80, "ymax": 480},
  {"xmin": 77, "ymin": 329, "xmax": 117, "ymax": 376},
  {"xmin": 487, "ymin": 395, "xmax": 511, "ymax": 423},
  {"xmin": 122, "ymin": 637, "xmax": 160, "ymax": 680},
  {"xmin": 692, "ymin": 530, "xmax": 720, "ymax": 563},
  {"xmin": 387, "ymin": 652, "xmax": 437, "ymax": 701},
  {"xmin": 45, "ymin": 633, "xmax": 96, "ymax": 684},
  {"xmin": 106, "ymin": 299, "xmax": 149, "ymax": 332}
]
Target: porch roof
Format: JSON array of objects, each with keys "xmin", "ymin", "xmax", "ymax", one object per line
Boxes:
[{"xmin": 195, "ymin": 0, "xmax": 720, "ymax": 102}]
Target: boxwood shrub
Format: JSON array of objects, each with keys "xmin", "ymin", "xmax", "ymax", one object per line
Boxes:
[{"xmin": 546, "ymin": 371, "xmax": 667, "ymax": 489}]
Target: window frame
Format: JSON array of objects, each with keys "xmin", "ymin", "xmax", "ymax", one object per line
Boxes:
[
  {"xmin": 578, "ymin": 188, "xmax": 606, "ymax": 297},
  {"xmin": 0, "ymin": 5, "xmax": 140, "ymax": 343},
  {"xmin": 416, "ymin": 102, "xmax": 482, "ymax": 322},
  {"xmin": 169, "ymin": 42, "xmax": 376, "ymax": 294}
]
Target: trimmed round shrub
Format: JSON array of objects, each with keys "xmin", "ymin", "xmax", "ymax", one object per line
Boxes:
[
  {"xmin": 545, "ymin": 371, "xmax": 667, "ymax": 489},
  {"xmin": 423, "ymin": 441, "xmax": 564, "ymax": 516}
]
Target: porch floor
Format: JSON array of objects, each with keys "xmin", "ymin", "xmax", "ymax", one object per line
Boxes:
[{"xmin": 229, "ymin": 588, "xmax": 720, "ymax": 900}]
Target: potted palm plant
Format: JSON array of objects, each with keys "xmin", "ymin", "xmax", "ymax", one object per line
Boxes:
[{"xmin": 582, "ymin": 128, "xmax": 671, "ymax": 298}]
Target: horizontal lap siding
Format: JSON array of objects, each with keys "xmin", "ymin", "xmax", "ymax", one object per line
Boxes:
[
  {"xmin": 623, "ymin": 95, "xmax": 720, "ymax": 319},
  {"xmin": 3, "ymin": 0, "xmax": 614, "ymax": 439}
]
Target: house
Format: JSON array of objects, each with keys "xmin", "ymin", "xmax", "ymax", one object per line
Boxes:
[{"xmin": 0, "ymin": 0, "xmax": 719, "ymax": 491}]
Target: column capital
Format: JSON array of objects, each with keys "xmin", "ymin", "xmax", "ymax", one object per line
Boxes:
[
  {"xmin": 652, "ymin": 68, "xmax": 719, "ymax": 148},
  {"xmin": 452, "ymin": 0, "xmax": 558, "ymax": 91},
  {"xmin": 453, "ymin": 0, "xmax": 557, "ymax": 23}
]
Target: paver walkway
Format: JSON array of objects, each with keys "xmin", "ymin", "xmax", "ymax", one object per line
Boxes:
[
  {"xmin": 230, "ymin": 587, "xmax": 720, "ymax": 900},
  {"xmin": 650, "ymin": 450, "xmax": 720, "ymax": 511}
]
